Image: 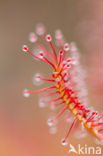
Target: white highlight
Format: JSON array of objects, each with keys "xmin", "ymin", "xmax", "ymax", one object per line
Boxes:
[
  {"xmin": 39, "ymin": 99, "xmax": 46, "ymax": 108},
  {"xmin": 61, "ymin": 138, "xmax": 68, "ymax": 146},
  {"xmin": 39, "ymin": 51, "xmax": 44, "ymax": 59},
  {"xmin": 64, "ymin": 43, "xmax": 69, "ymax": 51},
  {"xmin": 46, "ymin": 34, "xmax": 52, "ymax": 42},
  {"xmin": 22, "ymin": 45, "xmax": 28, "ymax": 52},
  {"xmin": 47, "ymin": 118, "xmax": 54, "ymax": 127},
  {"xmin": 23, "ymin": 89, "xmax": 30, "ymax": 98},
  {"xmin": 32, "ymin": 73, "xmax": 43, "ymax": 86}
]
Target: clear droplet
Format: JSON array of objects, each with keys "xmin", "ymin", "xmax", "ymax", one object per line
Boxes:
[
  {"xmin": 23, "ymin": 89, "xmax": 30, "ymax": 98},
  {"xmin": 47, "ymin": 118, "xmax": 54, "ymax": 127},
  {"xmin": 32, "ymin": 73, "xmax": 44, "ymax": 86},
  {"xmin": 39, "ymin": 99, "xmax": 46, "ymax": 108},
  {"xmin": 61, "ymin": 138, "xmax": 68, "ymax": 146},
  {"xmin": 22, "ymin": 45, "xmax": 28, "ymax": 52}
]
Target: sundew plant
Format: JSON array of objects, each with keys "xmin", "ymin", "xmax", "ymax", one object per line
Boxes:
[{"xmin": 23, "ymin": 24, "xmax": 103, "ymax": 146}]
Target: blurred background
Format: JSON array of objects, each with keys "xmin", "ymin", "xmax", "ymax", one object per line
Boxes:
[{"xmin": 0, "ymin": 0, "xmax": 103, "ymax": 155}]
